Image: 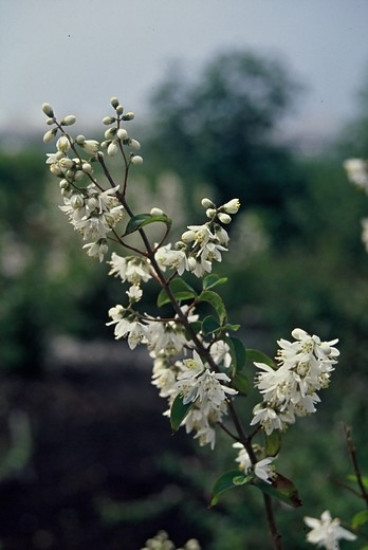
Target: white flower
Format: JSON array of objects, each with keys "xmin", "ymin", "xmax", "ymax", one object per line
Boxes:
[
  {"xmin": 233, "ymin": 443, "xmax": 276, "ymax": 484},
  {"xmin": 233, "ymin": 442, "xmax": 252, "ymax": 472},
  {"xmin": 106, "ymin": 306, "xmax": 147, "ymax": 349},
  {"xmin": 304, "ymin": 510, "xmax": 356, "ymax": 549},
  {"xmin": 361, "ymin": 218, "xmax": 368, "ymax": 251},
  {"xmin": 251, "ymin": 329, "xmax": 339, "ymax": 434},
  {"xmin": 210, "ymin": 340, "xmax": 232, "ymax": 368},
  {"xmin": 221, "ymin": 198, "xmax": 241, "ymax": 215},
  {"xmin": 146, "ymin": 319, "xmax": 187, "ymax": 356},
  {"xmin": 251, "ymin": 403, "xmax": 294, "ymax": 435},
  {"xmin": 344, "ymin": 158, "xmax": 368, "ymax": 189},
  {"xmin": 182, "ymin": 407, "xmax": 217, "ymax": 449},
  {"xmin": 176, "ymin": 351, "xmax": 237, "ymax": 407},
  {"xmin": 154, "ymin": 244, "xmax": 188, "ymax": 275},
  {"xmin": 82, "ymin": 139, "xmax": 100, "ymax": 155},
  {"xmin": 82, "ymin": 239, "xmax": 109, "ymax": 262},
  {"xmin": 254, "ymin": 457, "xmax": 275, "ymax": 484},
  {"xmin": 108, "ymin": 253, "xmax": 151, "ymax": 285},
  {"xmin": 126, "ymin": 285, "xmax": 143, "ymax": 303}
]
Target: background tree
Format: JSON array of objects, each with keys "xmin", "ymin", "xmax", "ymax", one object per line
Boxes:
[{"xmin": 146, "ymin": 50, "xmax": 305, "ymax": 245}]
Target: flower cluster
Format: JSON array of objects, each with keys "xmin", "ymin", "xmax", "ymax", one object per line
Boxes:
[
  {"xmin": 140, "ymin": 531, "xmax": 201, "ymax": 550},
  {"xmin": 344, "ymin": 158, "xmax": 368, "ymax": 190},
  {"xmin": 304, "ymin": 510, "xmax": 356, "ymax": 550},
  {"xmin": 44, "ymin": 100, "xmax": 347, "ymax": 549},
  {"xmin": 154, "ymin": 197, "xmax": 240, "ymax": 278},
  {"xmin": 251, "ymin": 329, "xmax": 339, "ymax": 435},
  {"xmin": 42, "ymin": 99, "xmax": 143, "ymax": 262},
  {"xmin": 344, "ymin": 157, "xmax": 368, "ymax": 250}
]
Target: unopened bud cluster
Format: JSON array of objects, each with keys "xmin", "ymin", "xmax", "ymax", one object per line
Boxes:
[{"xmin": 42, "ymin": 98, "xmax": 143, "ymax": 261}]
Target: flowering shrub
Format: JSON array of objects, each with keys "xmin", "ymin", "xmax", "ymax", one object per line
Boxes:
[{"xmin": 42, "ymin": 98, "xmax": 358, "ymax": 549}]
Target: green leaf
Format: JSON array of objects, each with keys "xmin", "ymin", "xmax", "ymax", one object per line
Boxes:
[
  {"xmin": 352, "ymin": 509, "xmax": 368, "ymax": 529},
  {"xmin": 254, "ymin": 474, "xmax": 302, "ymax": 508},
  {"xmin": 210, "ymin": 470, "xmax": 253, "ymax": 506},
  {"xmin": 227, "ymin": 336, "xmax": 247, "ymax": 372},
  {"xmin": 222, "ymin": 323, "xmax": 240, "ymax": 332},
  {"xmin": 246, "ymin": 348, "xmax": 276, "ymax": 368},
  {"xmin": 232, "ymin": 372, "xmax": 250, "ymax": 395},
  {"xmin": 203, "ymin": 273, "xmax": 228, "ymax": 290},
  {"xmin": 347, "ymin": 474, "xmax": 368, "ymax": 489},
  {"xmin": 124, "ymin": 212, "xmax": 172, "ymax": 235},
  {"xmin": 170, "ymin": 394, "xmax": 194, "ymax": 432},
  {"xmin": 265, "ymin": 431, "xmax": 282, "ymax": 457},
  {"xmin": 198, "ymin": 290, "xmax": 227, "ymax": 325},
  {"xmin": 202, "ymin": 315, "xmax": 220, "ymax": 336},
  {"xmin": 188, "ymin": 321, "xmax": 202, "ymax": 335},
  {"xmin": 157, "ymin": 278, "xmax": 197, "ymax": 307}
]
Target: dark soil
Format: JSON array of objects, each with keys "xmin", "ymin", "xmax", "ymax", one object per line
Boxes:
[{"xmin": 0, "ymin": 343, "xmax": 206, "ymax": 550}]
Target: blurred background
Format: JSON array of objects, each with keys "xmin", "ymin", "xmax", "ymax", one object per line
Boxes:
[{"xmin": 1, "ymin": 1, "xmax": 368, "ymax": 548}]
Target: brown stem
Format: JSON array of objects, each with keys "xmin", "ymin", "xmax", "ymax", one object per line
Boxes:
[
  {"xmin": 103, "ymin": 152, "xmax": 283, "ymax": 550},
  {"xmin": 263, "ymin": 493, "xmax": 284, "ymax": 550},
  {"xmin": 344, "ymin": 424, "xmax": 368, "ymax": 507}
]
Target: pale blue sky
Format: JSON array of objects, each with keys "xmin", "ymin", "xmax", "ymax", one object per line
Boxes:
[{"xmin": 1, "ymin": 0, "xmax": 368, "ymax": 142}]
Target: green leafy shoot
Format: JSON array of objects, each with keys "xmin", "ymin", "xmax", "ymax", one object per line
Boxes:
[
  {"xmin": 351, "ymin": 509, "xmax": 368, "ymax": 530},
  {"xmin": 197, "ymin": 290, "xmax": 227, "ymax": 325},
  {"xmin": 203, "ymin": 273, "xmax": 228, "ymax": 291},
  {"xmin": 124, "ymin": 212, "xmax": 172, "ymax": 235},
  {"xmin": 210, "ymin": 470, "xmax": 253, "ymax": 506}
]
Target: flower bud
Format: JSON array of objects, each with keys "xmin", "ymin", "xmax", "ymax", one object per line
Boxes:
[
  {"xmin": 110, "ymin": 97, "xmax": 120, "ymax": 108},
  {"xmin": 187, "ymin": 257, "xmax": 197, "ymax": 271},
  {"xmin": 116, "ymin": 105, "xmax": 124, "ymax": 115},
  {"xmin": 56, "ymin": 136, "xmax": 71, "ymax": 153},
  {"xmin": 181, "ymin": 230, "xmax": 196, "ymax": 243},
  {"xmin": 217, "ymin": 212, "xmax": 232, "ymax": 224},
  {"xmin": 150, "ymin": 207, "xmax": 164, "ymax": 216},
  {"xmin": 102, "ymin": 116, "xmax": 116, "ymax": 125},
  {"xmin": 82, "ymin": 139, "xmax": 99, "ymax": 155},
  {"xmin": 42, "ymin": 103, "xmax": 54, "ymax": 117},
  {"xmin": 105, "ymin": 127, "xmax": 117, "ymax": 140},
  {"xmin": 129, "ymin": 138, "xmax": 141, "ymax": 150},
  {"xmin": 59, "ymin": 157, "xmax": 74, "ymax": 170},
  {"xmin": 222, "ymin": 198, "xmax": 240, "ymax": 214},
  {"xmin": 60, "ymin": 115, "xmax": 76, "ymax": 126},
  {"xmin": 117, "ymin": 128, "xmax": 128, "ymax": 141},
  {"xmin": 130, "ymin": 155, "xmax": 143, "ymax": 165},
  {"xmin": 205, "ymin": 208, "xmax": 217, "ymax": 218},
  {"xmin": 74, "ymin": 170, "xmax": 84, "ymax": 181},
  {"xmin": 107, "ymin": 142, "xmax": 119, "ymax": 156},
  {"xmin": 50, "ymin": 164, "xmax": 62, "ymax": 176},
  {"xmin": 59, "ymin": 179, "xmax": 69, "ymax": 190},
  {"xmin": 201, "ymin": 197, "xmax": 215, "ymax": 209},
  {"xmin": 76, "ymin": 134, "xmax": 86, "ymax": 145},
  {"xmin": 82, "ymin": 163, "xmax": 93, "ymax": 174},
  {"xmin": 43, "ymin": 128, "xmax": 57, "ymax": 143},
  {"xmin": 175, "ymin": 241, "xmax": 186, "ymax": 250},
  {"xmin": 122, "ymin": 112, "xmax": 134, "ymax": 121},
  {"xmin": 46, "ymin": 118, "xmax": 55, "ymax": 126}
]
